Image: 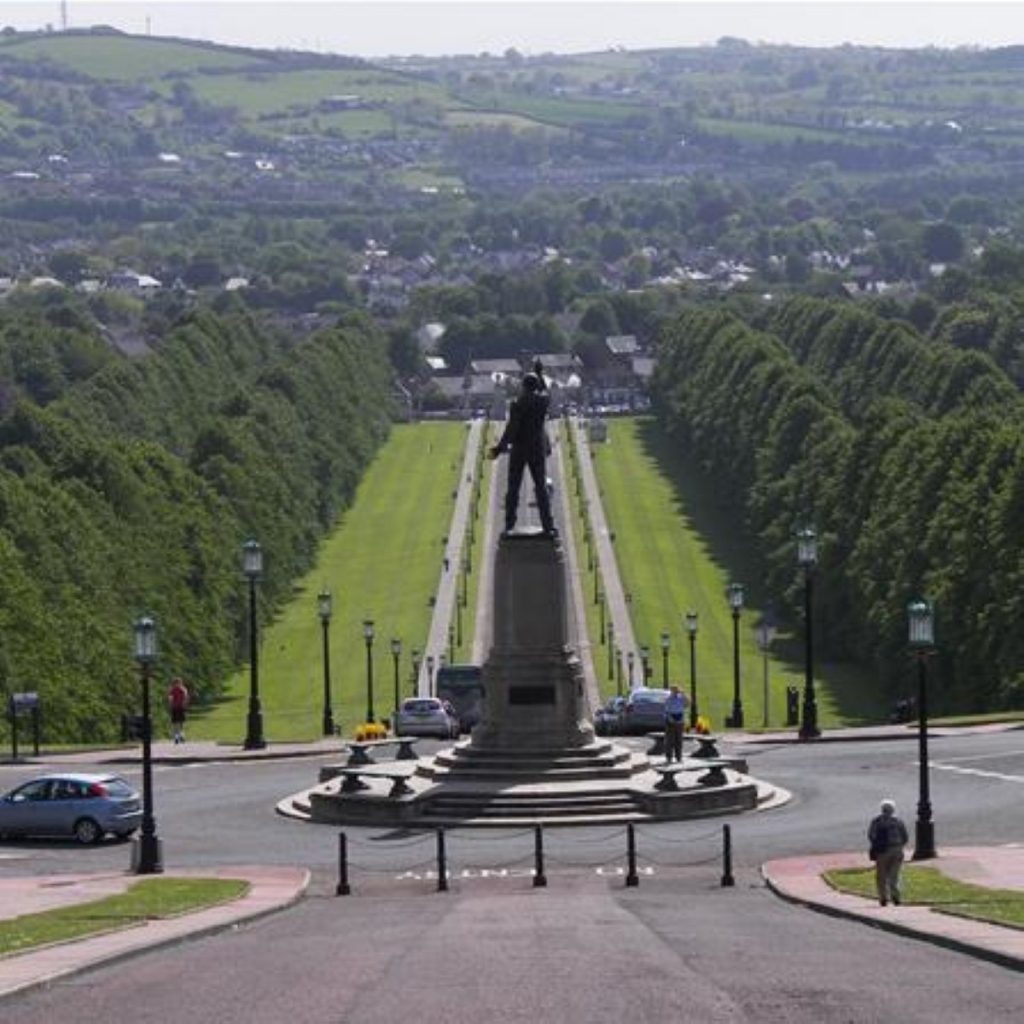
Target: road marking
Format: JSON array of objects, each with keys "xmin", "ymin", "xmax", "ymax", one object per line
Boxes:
[
  {"xmin": 929, "ymin": 761, "xmax": 1024, "ymax": 784},
  {"xmin": 926, "ymin": 749, "xmax": 1024, "ymax": 764},
  {"xmin": 391, "ymin": 866, "xmax": 656, "ymax": 881}
]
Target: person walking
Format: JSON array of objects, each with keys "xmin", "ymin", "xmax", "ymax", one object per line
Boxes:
[
  {"xmin": 167, "ymin": 677, "xmax": 190, "ymax": 745},
  {"xmin": 664, "ymin": 685, "xmax": 687, "ymax": 763},
  {"xmin": 488, "ymin": 360, "xmax": 556, "ymax": 538},
  {"xmin": 868, "ymin": 798, "xmax": 909, "ymax": 906}
]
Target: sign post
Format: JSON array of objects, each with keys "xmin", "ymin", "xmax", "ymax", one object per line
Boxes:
[{"xmin": 8, "ymin": 692, "xmax": 40, "ymax": 761}]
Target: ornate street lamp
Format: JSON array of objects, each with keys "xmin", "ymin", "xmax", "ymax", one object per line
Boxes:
[
  {"xmin": 598, "ymin": 592, "xmax": 606, "ymax": 645},
  {"xmin": 727, "ymin": 583, "xmax": 745, "ymax": 728},
  {"xmin": 796, "ymin": 527, "xmax": 820, "ymax": 739},
  {"xmin": 132, "ymin": 615, "xmax": 162, "ymax": 874},
  {"xmin": 426, "ymin": 654, "xmax": 435, "ymax": 697},
  {"xmin": 607, "ymin": 621, "xmax": 616, "ymax": 681},
  {"xmin": 909, "ymin": 599, "xmax": 937, "ymax": 861},
  {"xmin": 317, "ymin": 590, "xmax": 334, "ymax": 736},
  {"xmin": 411, "ymin": 648, "xmax": 421, "ymax": 697},
  {"xmin": 660, "ymin": 631, "xmax": 670, "ymax": 688},
  {"xmin": 615, "ymin": 646, "xmax": 623, "ymax": 696},
  {"xmin": 448, "ymin": 624, "xmax": 455, "ymax": 664},
  {"xmin": 362, "ymin": 619, "xmax": 375, "ymax": 723},
  {"xmin": 627, "ymin": 650, "xmax": 636, "ymax": 689},
  {"xmin": 242, "ymin": 540, "xmax": 266, "ymax": 750},
  {"xmin": 391, "ymin": 638, "xmax": 402, "ymax": 723},
  {"xmin": 685, "ymin": 611, "xmax": 698, "ymax": 728},
  {"xmin": 639, "ymin": 645, "xmax": 650, "ymax": 685},
  {"xmin": 755, "ymin": 618, "xmax": 777, "ymax": 729}
]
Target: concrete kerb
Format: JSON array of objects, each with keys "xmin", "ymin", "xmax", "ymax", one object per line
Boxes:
[
  {"xmin": 0, "ymin": 865, "xmax": 310, "ymax": 1001},
  {"xmin": 762, "ymin": 852, "xmax": 1024, "ymax": 974}
]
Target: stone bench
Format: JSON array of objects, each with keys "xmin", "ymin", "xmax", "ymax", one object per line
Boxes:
[
  {"xmin": 345, "ymin": 737, "xmax": 420, "ymax": 766},
  {"xmin": 335, "ymin": 766, "xmax": 417, "ymax": 799},
  {"xmin": 652, "ymin": 759, "xmax": 730, "ymax": 792}
]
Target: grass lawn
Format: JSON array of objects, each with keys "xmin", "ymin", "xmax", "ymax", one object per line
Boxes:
[
  {"xmin": 824, "ymin": 866, "xmax": 1024, "ymax": 931},
  {"xmin": 590, "ymin": 417, "xmax": 880, "ymax": 728},
  {"xmin": 190, "ymin": 422, "xmax": 469, "ymax": 742},
  {"xmin": 0, "ymin": 878, "xmax": 249, "ymax": 957}
]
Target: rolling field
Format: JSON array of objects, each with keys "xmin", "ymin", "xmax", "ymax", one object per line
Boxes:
[
  {"xmin": 189, "ymin": 422, "xmax": 469, "ymax": 742},
  {"xmin": 590, "ymin": 417, "xmax": 881, "ymax": 729}
]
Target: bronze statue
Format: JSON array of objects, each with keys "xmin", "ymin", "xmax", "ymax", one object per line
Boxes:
[{"xmin": 489, "ymin": 360, "xmax": 556, "ymax": 537}]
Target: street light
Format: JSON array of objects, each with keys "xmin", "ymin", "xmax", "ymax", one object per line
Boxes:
[
  {"xmin": 607, "ymin": 621, "xmax": 615, "ymax": 681},
  {"xmin": 411, "ymin": 648, "xmax": 421, "ymax": 697},
  {"xmin": 242, "ymin": 540, "xmax": 266, "ymax": 750},
  {"xmin": 132, "ymin": 615, "xmax": 162, "ymax": 874},
  {"xmin": 755, "ymin": 618, "xmax": 776, "ymax": 729},
  {"xmin": 448, "ymin": 624, "xmax": 455, "ymax": 663},
  {"xmin": 727, "ymin": 583, "xmax": 744, "ymax": 728},
  {"xmin": 660, "ymin": 631, "xmax": 670, "ymax": 687},
  {"xmin": 796, "ymin": 527, "xmax": 820, "ymax": 739},
  {"xmin": 598, "ymin": 593, "xmax": 606, "ymax": 645},
  {"xmin": 317, "ymin": 590, "xmax": 334, "ymax": 737},
  {"xmin": 426, "ymin": 654, "xmax": 435, "ymax": 696},
  {"xmin": 908, "ymin": 599, "xmax": 937, "ymax": 861},
  {"xmin": 685, "ymin": 611, "xmax": 698, "ymax": 728},
  {"xmin": 627, "ymin": 650, "xmax": 635, "ymax": 689},
  {"xmin": 615, "ymin": 646, "xmax": 622, "ymax": 696},
  {"xmin": 639, "ymin": 644, "xmax": 650, "ymax": 684},
  {"xmin": 391, "ymin": 638, "xmax": 402, "ymax": 723},
  {"xmin": 362, "ymin": 619, "xmax": 375, "ymax": 723}
]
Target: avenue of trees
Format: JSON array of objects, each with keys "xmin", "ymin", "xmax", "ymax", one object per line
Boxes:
[
  {"xmin": 0, "ymin": 304, "xmax": 393, "ymax": 743},
  {"xmin": 653, "ymin": 297, "xmax": 1024, "ymax": 713}
]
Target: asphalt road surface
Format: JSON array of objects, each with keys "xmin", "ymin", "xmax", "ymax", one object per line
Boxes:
[{"xmin": 1, "ymin": 730, "xmax": 1022, "ymax": 1021}]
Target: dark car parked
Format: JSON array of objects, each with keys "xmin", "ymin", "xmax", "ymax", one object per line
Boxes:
[
  {"xmin": 0, "ymin": 773, "xmax": 142, "ymax": 844},
  {"xmin": 618, "ymin": 687, "xmax": 671, "ymax": 735},
  {"xmin": 594, "ymin": 696, "xmax": 625, "ymax": 735}
]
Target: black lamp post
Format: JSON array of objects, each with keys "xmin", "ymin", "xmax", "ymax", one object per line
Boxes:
[
  {"xmin": 660, "ymin": 631, "xmax": 670, "ymax": 687},
  {"xmin": 608, "ymin": 621, "xmax": 615, "ymax": 680},
  {"xmin": 615, "ymin": 646, "xmax": 622, "ymax": 696},
  {"xmin": 685, "ymin": 611, "xmax": 698, "ymax": 728},
  {"xmin": 797, "ymin": 527, "xmax": 821, "ymax": 739},
  {"xmin": 639, "ymin": 644, "xmax": 650, "ymax": 685},
  {"xmin": 727, "ymin": 583, "xmax": 744, "ymax": 728},
  {"xmin": 909, "ymin": 599, "xmax": 937, "ymax": 861},
  {"xmin": 133, "ymin": 615, "xmax": 162, "ymax": 874},
  {"xmin": 426, "ymin": 654, "xmax": 435, "ymax": 696},
  {"xmin": 391, "ymin": 638, "xmax": 402, "ymax": 722},
  {"xmin": 598, "ymin": 593, "xmax": 606, "ymax": 645},
  {"xmin": 755, "ymin": 619, "xmax": 776, "ymax": 729},
  {"xmin": 448, "ymin": 624, "xmax": 455, "ymax": 663},
  {"xmin": 627, "ymin": 650, "xmax": 635, "ymax": 689},
  {"xmin": 318, "ymin": 590, "xmax": 334, "ymax": 737},
  {"xmin": 362, "ymin": 619, "xmax": 375, "ymax": 723},
  {"xmin": 411, "ymin": 648, "xmax": 421, "ymax": 697},
  {"xmin": 242, "ymin": 540, "xmax": 266, "ymax": 750}
]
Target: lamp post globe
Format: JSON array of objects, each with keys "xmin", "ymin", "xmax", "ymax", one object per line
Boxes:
[
  {"xmin": 242, "ymin": 540, "xmax": 266, "ymax": 750},
  {"xmin": 132, "ymin": 615, "xmax": 162, "ymax": 874},
  {"xmin": 908, "ymin": 598, "xmax": 937, "ymax": 860},
  {"xmin": 796, "ymin": 527, "xmax": 820, "ymax": 740},
  {"xmin": 727, "ymin": 583, "xmax": 744, "ymax": 728},
  {"xmin": 685, "ymin": 611, "xmax": 698, "ymax": 728},
  {"xmin": 318, "ymin": 589, "xmax": 334, "ymax": 736},
  {"xmin": 362, "ymin": 619, "xmax": 375, "ymax": 724}
]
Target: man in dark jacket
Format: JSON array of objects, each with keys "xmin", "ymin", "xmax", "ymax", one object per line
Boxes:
[{"xmin": 489, "ymin": 363, "xmax": 556, "ymax": 537}]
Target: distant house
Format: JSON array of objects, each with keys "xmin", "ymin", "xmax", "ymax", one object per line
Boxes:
[
  {"xmin": 416, "ymin": 322, "xmax": 446, "ymax": 350},
  {"xmin": 224, "ymin": 277, "xmax": 250, "ymax": 292},
  {"xmin": 605, "ymin": 334, "xmax": 640, "ymax": 357},
  {"xmin": 109, "ymin": 270, "xmax": 162, "ymax": 293},
  {"xmin": 425, "ymin": 355, "xmax": 448, "ymax": 373}
]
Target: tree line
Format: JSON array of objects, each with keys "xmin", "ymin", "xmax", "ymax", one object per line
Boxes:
[
  {"xmin": 0, "ymin": 305, "xmax": 393, "ymax": 743},
  {"xmin": 653, "ymin": 297, "xmax": 1024, "ymax": 713}
]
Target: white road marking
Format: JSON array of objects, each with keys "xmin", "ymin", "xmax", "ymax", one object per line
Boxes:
[{"xmin": 929, "ymin": 761, "xmax": 1024, "ymax": 784}]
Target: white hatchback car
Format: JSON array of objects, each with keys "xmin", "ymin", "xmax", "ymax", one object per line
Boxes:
[{"xmin": 394, "ymin": 697, "xmax": 459, "ymax": 739}]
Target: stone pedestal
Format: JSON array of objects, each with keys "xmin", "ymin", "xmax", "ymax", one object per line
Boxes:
[{"xmin": 472, "ymin": 529, "xmax": 594, "ymax": 750}]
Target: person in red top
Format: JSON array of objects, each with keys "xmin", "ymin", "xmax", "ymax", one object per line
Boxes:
[{"xmin": 167, "ymin": 677, "xmax": 190, "ymax": 744}]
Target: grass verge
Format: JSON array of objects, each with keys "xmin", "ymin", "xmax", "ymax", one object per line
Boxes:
[
  {"xmin": 0, "ymin": 877, "xmax": 249, "ymax": 957},
  {"xmin": 823, "ymin": 866, "xmax": 1024, "ymax": 930}
]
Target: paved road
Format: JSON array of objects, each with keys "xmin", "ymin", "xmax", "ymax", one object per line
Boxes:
[{"xmin": 1, "ymin": 730, "xmax": 1022, "ymax": 1017}]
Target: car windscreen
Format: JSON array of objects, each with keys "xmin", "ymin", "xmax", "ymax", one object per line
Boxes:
[{"xmin": 403, "ymin": 700, "xmax": 440, "ymax": 713}]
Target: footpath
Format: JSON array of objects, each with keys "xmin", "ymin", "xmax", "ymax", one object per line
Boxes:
[{"xmin": 1, "ymin": 723, "xmax": 1021, "ymax": 997}]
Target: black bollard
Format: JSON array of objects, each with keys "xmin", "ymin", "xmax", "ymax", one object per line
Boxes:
[
  {"xmin": 533, "ymin": 825, "xmax": 547, "ymax": 887},
  {"xmin": 436, "ymin": 828, "xmax": 449, "ymax": 892},
  {"xmin": 721, "ymin": 824, "xmax": 735, "ymax": 887},
  {"xmin": 336, "ymin": 832, "xmax": 351, "ymax": 896},
  {"xmin": 625, "ymin": 823, "xmax": 639, "ymax": 887}
]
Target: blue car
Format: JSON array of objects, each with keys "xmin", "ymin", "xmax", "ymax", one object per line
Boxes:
[{"xmin": 0, "ymin": 772, "xmax": 142, "ymax": 844}]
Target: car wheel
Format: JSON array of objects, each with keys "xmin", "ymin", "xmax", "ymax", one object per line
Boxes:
[{"xmin": 73, "ymin": 817, "xmax": 103, "ymax": 845}]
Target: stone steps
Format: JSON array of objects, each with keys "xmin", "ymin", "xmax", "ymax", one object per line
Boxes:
[{"xmin": 421, "ymin": 788, "xmax": 642, "ymax": 821}]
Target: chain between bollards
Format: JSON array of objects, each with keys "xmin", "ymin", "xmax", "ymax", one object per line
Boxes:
[
  {"xmin": 336, "ymin": 831, "xmax": 351, "ymax": 896},
  {"xmin": 436, "ymin": 828, "xmax": 449, "ymax": 892},
  {"xmin": 721, "ymin": 823, "xmax": 735, "ymax": 887},
  {"xmin": 625, "ymin": 822, "xmax": 639, "ymax": 886}
]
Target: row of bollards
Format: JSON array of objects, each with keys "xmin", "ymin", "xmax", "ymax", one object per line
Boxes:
[{"xmin": 337, "ymin": 823, "xmax": 738, "ymax": 895}]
